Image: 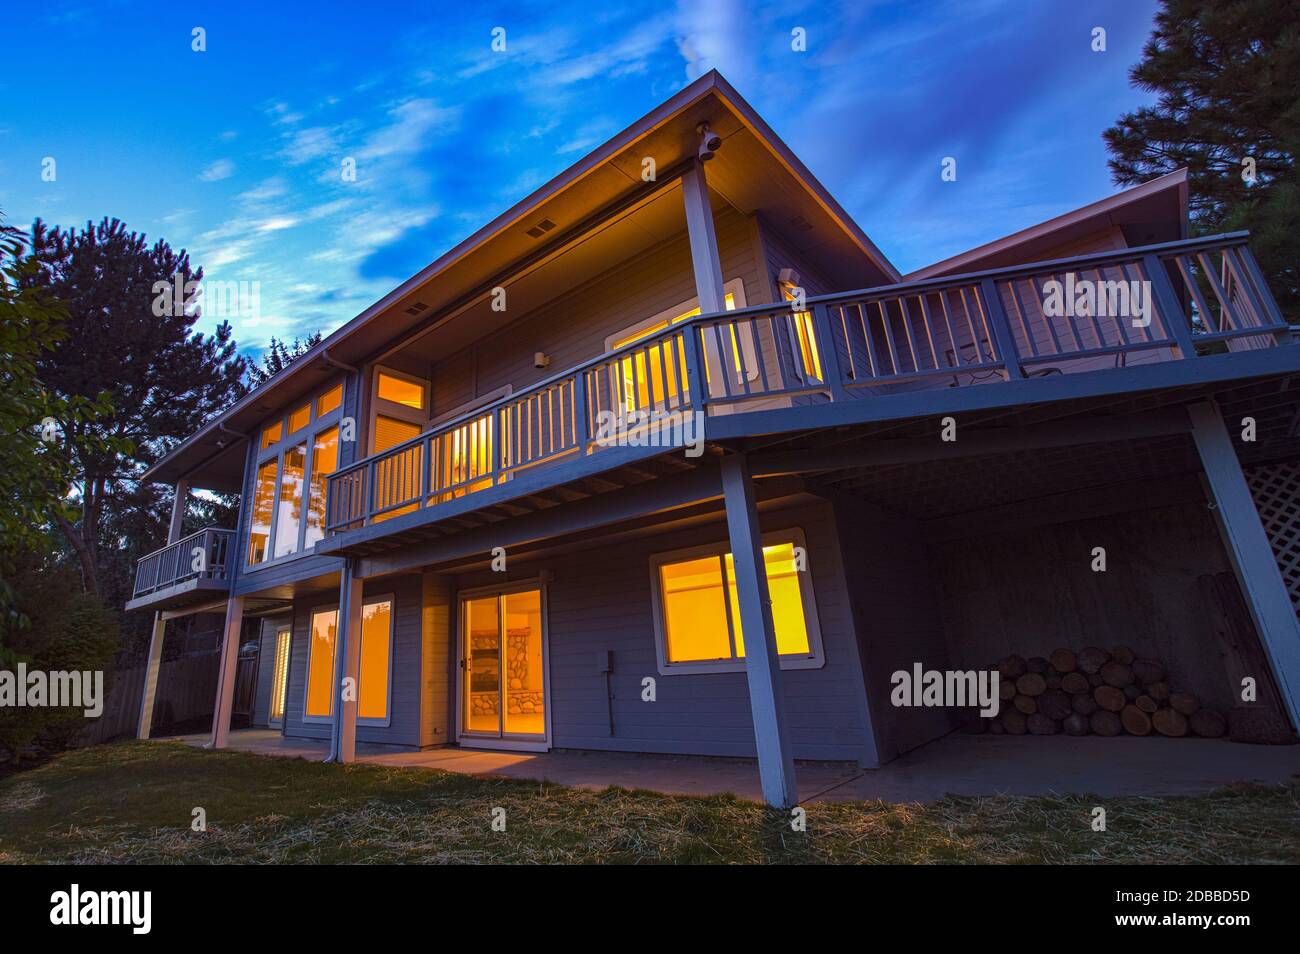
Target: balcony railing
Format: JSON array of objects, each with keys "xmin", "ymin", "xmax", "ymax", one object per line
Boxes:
[
  {"xmin": 132, "ymin": 527, "xmax": 235, "ymax": 599},
  {"xmin": 325, "ymin": 232, "xmax": 1292, "ymax": 534}
]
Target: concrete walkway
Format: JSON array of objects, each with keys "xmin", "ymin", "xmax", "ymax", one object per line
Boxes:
[{"xmin": 174, "ymin": 730, "xmax": 1300, "ymax": 804}]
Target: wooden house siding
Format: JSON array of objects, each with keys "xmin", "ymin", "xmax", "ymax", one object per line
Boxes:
[
  {"xmin": 281, "ymin": 573, "xmax": 425, "ymax": 746},
  {"xmin": 420, "ymin": 572, "xmax": 454, "ymax": 748},
  {"xmin": 450, "ymin": 500, "xmax": 872, "ymax": 761},
  {"xmin": 424, "ymin": 206, "xmax": 764, "ymax": 418}
]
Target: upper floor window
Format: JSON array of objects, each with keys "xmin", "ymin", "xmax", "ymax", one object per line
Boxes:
[
  {"xmin": 247, "ymin": 379, "xmax": 345, "ymax": 567},
  {"xmin": 376, "ymin": 369, "xmax": 426, "ymax": 411},
  {"xmin": 605, "ymin": 278, "xmax": 754, "ymax": 413}
]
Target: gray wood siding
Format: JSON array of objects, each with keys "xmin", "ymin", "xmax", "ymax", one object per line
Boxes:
[
  {"xmin": 832, "ymin": 493, "xmax": 956, "ymax": 761},
  {"xmin": 451, "ymin": 501, "xmax": 871, "ymax": 761},
  {"xmin": 428, "ymin": 206, "xmax": 763, "ymax": 417},
  {"xmin": 420, "ymin": 572, "xmax": 453, "ymax": 747},
  {"xmin": 281, "ymin": 573, "xmax": 425, "ymax": 746}
]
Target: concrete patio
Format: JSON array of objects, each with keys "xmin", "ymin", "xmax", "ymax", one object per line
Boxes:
[{"xmin": 173, "ymin": 729, "xmax": 1300, "ymax": 804}]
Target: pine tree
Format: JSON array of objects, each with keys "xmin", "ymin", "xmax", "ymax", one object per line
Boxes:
[
  {"xmin": 20, "ymin": 217, "xmax": 248, "ymax": 598},
  {"xmin": 246, "ymin": 333, "xmax": 323, "ymax": 389},
  {"xmin": 1104, "ymin": 0, "xmax": 1300, "ymax": 318}
]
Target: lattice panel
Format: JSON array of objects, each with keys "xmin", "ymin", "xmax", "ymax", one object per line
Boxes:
[{"xmin": 1246, "ymin": 460, "xmax": 1300, "ymax": 611}]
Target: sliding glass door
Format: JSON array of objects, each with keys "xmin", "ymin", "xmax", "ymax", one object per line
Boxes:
[{"xmin": 460, "ymin": 587, "xmax": 547, "ymax": 744}]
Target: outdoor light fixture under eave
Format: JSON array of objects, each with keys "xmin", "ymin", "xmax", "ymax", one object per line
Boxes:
[{"xmin": 697, "ymin": 122, "xmax": 721, "ymax": 162}]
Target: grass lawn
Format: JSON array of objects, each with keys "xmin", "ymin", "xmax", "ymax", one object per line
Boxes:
[{"xmin": 0, "ymin": 741, "xmax": 1297, "ymax": 864}]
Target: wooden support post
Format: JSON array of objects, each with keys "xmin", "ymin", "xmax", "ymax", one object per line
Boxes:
[
  {"xmin": 209, "ymin": 594, "xmax": 246, "ymax": 748},
  {"xmin": 720, "ymin": 453, "xmax": 798, "ymax": 808},
  {"xmin": 138, "ymin": 479, "xmax": 189, "ymax": 740},
  {"xmin": 682, "ymin": 159, "xmax": 726, "ymax": 406},
  {"xmin": 1188, "ymin": 401, "xmax": 1300, "ymax": 732},
  {"xmin": 328, "ymin": 561, "xmax": 365, "ymax": 763},
  {"xmin": 681, "ymin": 159, "xmax": 725, "ymax": 314}
]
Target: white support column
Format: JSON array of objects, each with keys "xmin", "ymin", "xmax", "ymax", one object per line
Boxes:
[
  {"xmin": 209, "ymin": 594, "xmax": 246, "ymax": 748},
  {"xmin": 681, "ymin": 159, "xmax": 726, "ymax": 314},
  {"xmin": 1189, "ymin": 401, "xmax": 1300, "ymax": 732},
  {"xmin": 720, "ymin": 453, "xmax": 798, "ymax": 808},
  {"xmin": 137, "ymin": 478, "xmax": 189, "ymax": 739},
  {"xmin": 327, "ymin": 561, "xmax": 364, "ymax": 763}
]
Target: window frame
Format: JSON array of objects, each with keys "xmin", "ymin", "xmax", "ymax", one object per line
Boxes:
[
  {"xmin": 268, "ymin": 623, "xmax": 292, "ymax": 728},
  {"xmin": 302, "ymin": 602, "xmax": 340, "ymax": 724},
  {"xmin": 648, "ymin": 528, "xmax": 825, "ymax": 676},
  {"xmin": 356, "ymin": 593, "xmax": 395, "ymax": 728},
  {"xmin": 604, "ymin": 277, "xmax": 749, "ymax": 353},
  {"xmin": 245, "ymin": 375, "xmax": 346, "ymax": 572},
  {"xmin": 300, "ymin": 595, "xmax": 394, "ymax": 726},
  {"xmin": 370, "ymin": 364, "xmax": 429, "ymax": 454}
]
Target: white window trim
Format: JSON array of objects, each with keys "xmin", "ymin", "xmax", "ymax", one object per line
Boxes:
[
  {"xmin": 371, "ymin": 364, "xmax": 430, "ymax": 454},
  {"xmin": 247, "ymin": 376, "xmax": 345, "ymax": 570},
  {"xmin": 301, "ymin": 596, "xmax": 395, "ymax": 727},
  {"xmin": 357, "ymin": 593, "xmax": 395, "ymax": 728},
  {"xmin": 302, "ymin": 603, "xmax": 340, "ymax": 724},
  {"xmin": 429, "ymin": 384, "xmax": 512, "ymax": 429},
  {"xmin": 455, "ymin": 580, "xmax": 552, "ymax": 751},
  {"xmin": 268, "ymin": 623, "xmax": 291, "ymax": 728},
  {"xmin": 604, "ymin": 277, "xmax": 749, "ymax": 353},
  {"xmin": 648, "ymin": 528, "xmax": 825, "ymax": 676}
]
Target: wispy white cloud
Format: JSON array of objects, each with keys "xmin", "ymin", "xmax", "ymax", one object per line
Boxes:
[{"xmin": 198, "ymin": 159, "xmax": 234, "ymax": 182}]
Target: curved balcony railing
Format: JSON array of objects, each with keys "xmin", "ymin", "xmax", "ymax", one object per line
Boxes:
[{"xmin": 325, "ymin": 232, "xmax": 1291, "ymax": 534}]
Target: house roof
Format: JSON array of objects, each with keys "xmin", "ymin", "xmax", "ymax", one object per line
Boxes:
[
  {"xmin": 147, "ymin": 70, "xmax": 900, "ymax": 492},
  {"xmin": 904, "ymin": 168, "xmax": 1189, "ymax": 281}
]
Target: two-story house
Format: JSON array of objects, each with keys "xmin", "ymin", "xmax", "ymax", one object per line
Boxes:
[{"xmin": 127, "ymin": 71, "xmax": 1300, "ymax": 807}]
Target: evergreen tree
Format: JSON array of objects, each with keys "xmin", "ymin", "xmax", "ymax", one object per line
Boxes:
[
  {"xmin": 20, "ymin": 217, "xmax": 247, "ymax": 598},
  {"xmin": 246, "ymin": 333, "xmax": 323, "ymax": 389},
  {"xmin": 1104, "ymin": 0, "xmax": 1300, "ymax": 318}
]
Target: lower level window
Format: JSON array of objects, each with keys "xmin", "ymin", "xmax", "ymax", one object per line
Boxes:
[
  {"xmin": 303, "ymin": 598, "xmax": 393, "ymax": 722},
  {"xmin": 650, "ymin": 532, "xmax": 824, "ymax": 673}
]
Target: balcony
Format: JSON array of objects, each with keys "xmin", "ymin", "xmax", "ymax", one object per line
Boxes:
[
  {"xmin": 323, "ymin": 232, "xmax": 1294, "ymax": 543},
  {"xmin": 126, "ymin": 527, "xmax": 235, "ymax": 613}
]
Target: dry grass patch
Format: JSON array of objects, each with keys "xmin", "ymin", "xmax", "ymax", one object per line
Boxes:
[{"xmin": 0, "ymin": 742, "xmax": 1296, "ymax": 864}]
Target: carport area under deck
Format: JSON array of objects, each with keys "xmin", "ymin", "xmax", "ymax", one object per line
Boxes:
[{"xmin": 177, "ymin": 729, "xmax": 1300, "ymax": 804}]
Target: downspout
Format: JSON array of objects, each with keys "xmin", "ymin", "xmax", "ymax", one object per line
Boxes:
[{"xmin": 321, "ymin": 349, "xmax": 358, "ymax": 373}]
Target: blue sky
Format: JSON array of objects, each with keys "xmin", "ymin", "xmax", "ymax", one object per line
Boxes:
[{"xmin": 3, "ymin": 0, "xmax": 1160, "ymax": 359}]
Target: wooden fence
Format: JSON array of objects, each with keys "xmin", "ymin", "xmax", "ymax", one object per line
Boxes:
[{"xmin": 80, "ymin": 652, "xmax": 221, "ymax": 745}]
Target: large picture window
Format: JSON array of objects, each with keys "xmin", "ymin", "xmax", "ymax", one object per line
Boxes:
[
  {"xmin": 304, "ymin": 607, "xmax": 338, "ymax": 720},
  {"xmin": 246, "ymin": 378, "xmax": 345, "ymax": 567},
  {"xmin": 302, "ymin": 598, "xmax": 392, "ymax": 724},
  {"xmin": 358, "ymin": 599, "xmax": 393, "ymax": 723},
  {"xmin": 649, "ymin": 531, "xmax": 824, "ymax": 674}
]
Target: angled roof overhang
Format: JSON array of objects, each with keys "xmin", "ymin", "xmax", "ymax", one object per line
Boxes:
[
  {"xmin": 905, "ymin": 168, "xmax": 1190, "ymax": 281},
  {"xmin": 148, "ymin": 70, "xmax": 897, "ymax": 492}
]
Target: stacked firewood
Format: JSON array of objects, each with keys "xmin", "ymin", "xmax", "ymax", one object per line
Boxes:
[{"xmin": 983, "ymin": 647, "xmax": 1227, "ymax": 738}]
